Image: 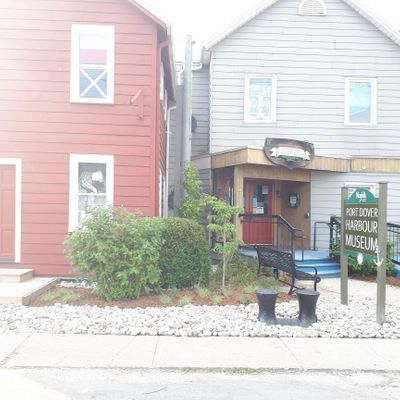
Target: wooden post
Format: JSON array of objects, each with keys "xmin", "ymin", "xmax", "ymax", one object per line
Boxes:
[
  {"xmin": 340, "ymin": 186, "xmax": 349, "ymax": 306},
  {"xmin": 376, "ymin": 182, "xmax": 387, "ymax": 324}
]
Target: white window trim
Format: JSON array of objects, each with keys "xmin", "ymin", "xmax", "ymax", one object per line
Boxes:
[
  {"xmin": 345, "ymin": 182, "xmax": 378, "ymax": 197},
  {"xmin": 344, "ymin": 78, "xmax": 377, "ymax": 126},
  {"xmin": 0, "ymin": 158, "xmax": 22, "ymax": 263},
  {"xmin": 244, "ymin": 74, "xmax": 277, "ymax": 123},
  {"xmin": 298, "ymin": 0, "xmax": 327, "ymax": 16},
  {"xmin": 70, "ymin": 24, "xmax": 115, "ymax": 104},
  {"xmin": 69, "ymin": 154, "xmax": 114, "ymax": 231}
]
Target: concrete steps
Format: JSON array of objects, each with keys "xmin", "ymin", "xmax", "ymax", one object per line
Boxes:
[
  {"xmin": 0, "ymin": 268, "xmax": 33, "ymax": 283},
  {"xmin": 0, "ymin": 268, "xmax": 56, "ymax": 305},
  {"xmin": 296, "ymin": 258, "xmax": 341, "ymax": 279}
]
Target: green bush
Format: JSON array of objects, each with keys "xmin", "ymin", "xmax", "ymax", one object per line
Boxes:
[
  {"xmin": 64, "ymin": 207, "xmax": 162, "ymax": 301},
  {"xmin": 179, "ymin": 162, "xmax": 208, "ymax": 223},
  {"xmin": 331, "ymin": 239, "xmax": 395, "ymax": 277},
  {"xmin": 157, "ymin": 218, "xmax": 211, "ymax": 289}
]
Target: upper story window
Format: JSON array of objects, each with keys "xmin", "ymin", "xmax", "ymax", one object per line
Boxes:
[
  {"xmin": 244, "ymin": 75, "xmax": 277, "ymax": 123},
  {"xmin": 345, "ymin": 78, "xmax": 377, "ymax": 126},
  {"xmin": 70, "ymin": 25, "xmax": 115, "ymax": 104},
  {"xmin": 69, "ymin": 154, "xmax": 114, "ymax": 231},
  {"xmin": 299, "ymin": 0, "xmax": 327, "ymax": 16}
]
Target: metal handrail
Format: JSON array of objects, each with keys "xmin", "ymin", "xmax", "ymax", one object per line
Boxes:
[
  {"xmin": 314, "ymin": 217, "xmax": 400, "ymax": 264},
  {"xmin": 239, "ymin": 214, "xmax": 305, "ymax": 261},
  {"xmin": 387, "ymin": 222, "xmax": 400, "ymax": 265},
  {"xmin": 313, "ymin": 216, "xmax": 341, "ymax": 257}
]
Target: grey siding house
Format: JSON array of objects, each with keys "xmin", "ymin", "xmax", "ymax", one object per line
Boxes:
[{"xmin": 173, "ymin": 0, "xmax": 400, "ymax": 250}]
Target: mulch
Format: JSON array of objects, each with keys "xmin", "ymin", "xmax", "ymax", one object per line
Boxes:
[
  {"xmin": 353, "ymin": 275, "xmax": 400, "ymax": 288},
  {"xmin": 30, "ymin": 286, "xmax": 295, "ymax": 309}
]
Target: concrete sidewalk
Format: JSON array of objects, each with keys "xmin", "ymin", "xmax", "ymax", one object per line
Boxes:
[
  {"xmin": 1, "ymin": 334, "xmax": 400, "ymax": 372},
  {"xmin": 304, "ymin": 277, "xmax": 400, "ymax": 303}
]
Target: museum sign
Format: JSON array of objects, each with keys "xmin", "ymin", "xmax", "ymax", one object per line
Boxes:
[{"xmin": 343, "ymin": 188, "xmax": 379, "ymax": 261}]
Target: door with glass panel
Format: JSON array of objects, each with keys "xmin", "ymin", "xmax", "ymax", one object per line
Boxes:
[{"xmin": 243, "ymin": 180, "xmax": 273, "ymax": 245}]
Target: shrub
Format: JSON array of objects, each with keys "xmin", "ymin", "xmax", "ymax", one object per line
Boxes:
[
  {"xmin": 64, "ymin": 207, "xmax": 162, "ymax": 301},
  {"xmin": 157, "ymin": 218, "xmax": 211, "ymax": 289},
  {"xmin": 207, "ymin": 196, "xmax": 244, "ymax": 289},
  {"xmin": 179, "ymin": 162, "xmax": 208, "ymax": 223}
]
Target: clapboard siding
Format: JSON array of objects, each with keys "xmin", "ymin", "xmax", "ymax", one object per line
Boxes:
[
  {"xmin": 209, "ymin": 0, "xmax": 400, "ymax": 157},
  {"xmin": 191, "ymin": 68, "xmax": 210, "ymax": 156},
  {"xmin": 199, "ymin": 169, "xmax": 212, "ymax": 195},
  {"xmin": 0, "ymin": 0, "xmax": 167, "ymax": 276},
  {"xmin": 311, "ymin": 172, "xmax": 400, "ymax": 249}
]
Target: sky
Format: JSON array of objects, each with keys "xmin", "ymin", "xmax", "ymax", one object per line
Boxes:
[{"xmin": 137, "ymin": 0, "xmax": 400, "ymax": 59}]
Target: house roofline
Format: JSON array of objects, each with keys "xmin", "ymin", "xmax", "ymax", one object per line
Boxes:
[
  {"xmin": 126, "ymin": 0, "xmax": 169, "ymax": 32},
  {"xmin": 203, "ymin": 0, "xmax": 400, "ymax": 52}
]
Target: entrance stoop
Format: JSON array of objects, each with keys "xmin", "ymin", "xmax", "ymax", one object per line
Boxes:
[
  {"xmin": 0, "ymin": 268, "xmax": 33, "ymax": 283},
  {"xmin": 0, "ymin": 269, "xmax": 57, "ymax": 305}
]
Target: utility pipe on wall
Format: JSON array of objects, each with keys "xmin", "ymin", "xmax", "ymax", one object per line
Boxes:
[{"xmin": 181, "ymin": 35, "xmax": 193, "ymax": 198}]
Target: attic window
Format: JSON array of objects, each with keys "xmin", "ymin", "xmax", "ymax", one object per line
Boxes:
[{"xmin": 299, "ymin": 0, "xmax": 327, "ymax": 16}]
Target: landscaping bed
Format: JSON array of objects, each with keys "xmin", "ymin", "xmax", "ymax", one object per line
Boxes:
[{"xmin": 31, "ymin": 285, "xmax": 294, "ymax": 308}]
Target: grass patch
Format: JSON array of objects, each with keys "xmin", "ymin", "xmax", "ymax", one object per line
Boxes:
[
  {"xmin": 179, "ymin": 295, "xmax": 192, "ymax": 306},
  {"xmin": 244, "ymin": 284, "xmax": 257, "ymax": 294},
  {"xmin": 169, "ymin": 287, "xmax": 180, "ymax": 300},
  {"xmin": 239, "ymin": 294, "xmax": 252, "ymax": 305},
  {"xmin": 195, "ymin": 286, "xmax": 210, "ymax": 299},
  {"xmin": 256, "ymin": 276, "xmax": 280, "ymax": 291},
  {"xmin": 40, "ymin": 289, "xmax": 80, "ymax": 304},
  {"xmin": 211, "ymin": 295, "xmax": 223, "ymax": 305},
  {"xmin": 159, "ymin": 294, "xmax": 172, "ymax": 305}
]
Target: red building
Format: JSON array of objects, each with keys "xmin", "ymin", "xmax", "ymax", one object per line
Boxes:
[{"xmin": 0, "ymin": 0, "xmax": 175, "ymax": 276}]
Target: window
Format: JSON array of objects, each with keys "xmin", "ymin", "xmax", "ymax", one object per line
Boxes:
[
  {"xmin": 244, "ymin": 75, "xmax": 277, "ymax": 123},
  {"xmin": 69, "ymin": 154, "xmax": 114, "ymax": 231},
  {"xmin": 345, "ymin": 183, "xmax": 378, "ymax": 197},
  {"xmin": 299, "ymin": 0, "xmax": 327, "ymax": 16},
  {"xmin": 345, "ymin": 78, "xmax": 377, "ymax": 125},
  {"xmin": 70, "ymin": 25, "xmax": 115, "ymax": 104}
]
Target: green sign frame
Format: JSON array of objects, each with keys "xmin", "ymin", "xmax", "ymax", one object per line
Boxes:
[{"xmin": 343, "ymin": 188, "xmax": 379, "ymax": 261}]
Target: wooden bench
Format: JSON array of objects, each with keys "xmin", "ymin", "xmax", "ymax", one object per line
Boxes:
[{"xmin": 255, "ymin": 245, "xmax": 321, "ymax": 295}]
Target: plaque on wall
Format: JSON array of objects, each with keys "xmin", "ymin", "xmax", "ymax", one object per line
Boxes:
[{"xmin": 264, "ymin": 138, "xmax": 315, "ymax": 170}]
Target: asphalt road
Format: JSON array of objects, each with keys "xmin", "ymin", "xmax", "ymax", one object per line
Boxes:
[{"xmin": 1, "ymin": 369, "xmax": 399, "ymax": 400}]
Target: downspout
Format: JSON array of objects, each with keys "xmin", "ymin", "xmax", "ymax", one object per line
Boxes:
[{"xmin": 165, "ymin": 105, "xmax": 176, "ymax": 217}]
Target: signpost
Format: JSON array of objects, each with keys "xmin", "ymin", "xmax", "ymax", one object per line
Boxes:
[{"xmin": 341, "ymin": 183, "xmax": 387, "ymax": 324}]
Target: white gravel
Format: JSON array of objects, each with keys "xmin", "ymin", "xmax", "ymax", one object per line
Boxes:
[{"xmin": 0, "ymin": 297, "xmax": 399, "ymax": 339}]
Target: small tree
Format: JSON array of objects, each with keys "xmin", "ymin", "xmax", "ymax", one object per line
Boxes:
[
  {"xmin": 207, "ymin": 196, "xmax": 243, "ymax": 290},
  {"xmin": 179, "ymin": 162, "xmax": 208, "ymax": 223}
]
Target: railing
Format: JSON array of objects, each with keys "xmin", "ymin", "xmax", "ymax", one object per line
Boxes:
[
  {"xmin": 388, "ymin": 223, "xmax": 400, "ymax": 265},
  {"xmin": 240, "ymin": 214, "xmax": 305, "ymax": 261},
  {"xmin": 313, "ymin": 217, "xmax": 400, "ymax": 265},
  {"xmin": 313, "ymin": 216, "xmax": 341, "ymax": 258}
]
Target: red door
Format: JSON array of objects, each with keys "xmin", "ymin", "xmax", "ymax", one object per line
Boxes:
[
  {"xmin": 243, "ymin": 180, "xmax": 273, "ymax": 245},
  {"xmin": 0, "ymin": 165, "xmax": 16, "ymax": 261}
]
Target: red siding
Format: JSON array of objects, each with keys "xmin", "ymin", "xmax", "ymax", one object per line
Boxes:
[{"xmin": 0, "ymin": 0, "xmax": 166, "ymax": 276}]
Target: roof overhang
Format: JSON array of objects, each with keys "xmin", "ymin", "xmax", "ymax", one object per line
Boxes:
[{"xmin": 211, "ymin": 147, "xmax": 400, "ymax": 174}]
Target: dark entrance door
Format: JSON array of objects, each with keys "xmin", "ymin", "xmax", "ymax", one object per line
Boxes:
[{"xmin": 243, "ymin": 179, "xmax": 273, "ymax": 245}]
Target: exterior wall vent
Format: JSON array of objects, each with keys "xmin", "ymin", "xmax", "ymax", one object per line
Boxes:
[{"xmin": 298, "ymin": 0, "xmax": 327, "ymax": 16}]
